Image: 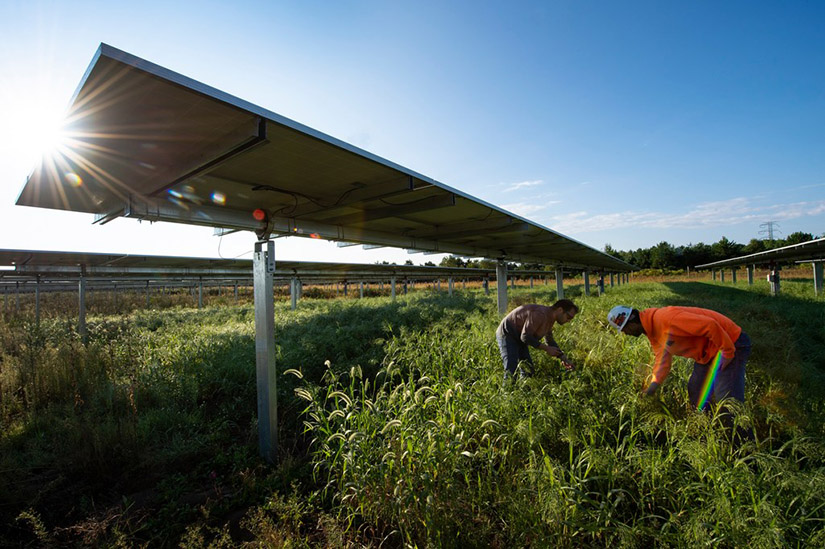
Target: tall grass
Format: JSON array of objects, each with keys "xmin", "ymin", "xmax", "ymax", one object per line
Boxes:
[{"xmin": 1, "ymin": 279, "xmax": 823, "ymax": 546}]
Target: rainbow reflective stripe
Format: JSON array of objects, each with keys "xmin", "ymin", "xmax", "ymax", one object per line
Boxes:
[{"xmin": 697, "ymin": 351, "xmax": 724, "ymax": 410}]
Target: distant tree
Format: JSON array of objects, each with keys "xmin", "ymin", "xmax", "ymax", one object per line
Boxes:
[
  {"xmin": 424, "ymin": 261, "xmax": 435, "ymax": 267},
  {"xmin": 743, "ymin": 238, "xmax": 767, "ymax": 255},
  {"xmin": 681, "ymin": 242, "xmax": 714, "ymax": 269},
  {"xmin": 628, "ymin": 248, "xmax": 652, "ymax": 269},
  {"xmin": 711, "ymin": 237, "xmax": 743, "ymax": 261},
  {"xmin": 650, "ymin": 241, "xmax": 677, "ymax": 269},
  {"xmin": 783, "ymin": 231, "xmax": 814, "ymax": 246},
  {"xmin": 405, "ymin": 259, "xmax": 413, "ymax": 265},
  {"xmin": 439, "ymin": 255, "xmax": 466, "ymax": 268}
]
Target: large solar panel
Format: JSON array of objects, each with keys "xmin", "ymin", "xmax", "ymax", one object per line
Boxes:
[
  {"xmin": 17, "ymin": 44, "xmax": 632, "ymax": 272},
  {"xmin": 0, "ymin": 248, "xmax": 560, "ymax": 281}
]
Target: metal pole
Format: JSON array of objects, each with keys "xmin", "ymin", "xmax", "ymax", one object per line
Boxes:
[
  {"xmin": 598, "ymin": 273, "xmax": 605, "ymax": 296},
  {"xmin": 146, "ymin": 281, "xmax": 150, "ymax": 308},
  {"xmin": 721, "ymin": 270, "xmax": 726, "ymax": 283},
  {"xmin": 290, "ymin": 277, "xmax": 298, "ymax": 310},
  {"xmin": 448, "ymin": 277, "xmax": 454, "ymax": 297},
  {"xmin": 78, "ymin": 273, "xmax": 87, "ymax": 343},
  {"xmin": 35, "ymin": 275, "xmax": 41, "ymax": 328},
  {"xmin": 747, "ymin": 265, "xmax": 754, "ymax": 286},
  {"xmin": 198, "ymin": 278, "xmax": 204, "ymax": 310},
  {"xmin": 483, "ymin": 277, "xmax": 489, "ymax": 295},
  {"xmin": 496, "ymin": 261, "xmax": 508, "ymax": 315},
  {"xmin": 359, "ymin": 282, "xmax": 364, "ymax": 299},
  {"xmin": 555, "ymin": 267, "xmax": 564, "ymax": 299},
  {"xmin": 391, "ymin": 277, "xmax": 397, "ymax": 301},
  {"xmin": 610, "ymin": 273, "xmax": 615, "ymax": 287},
  {"xmin": 712, "ymin": 269, "xmax": 716, "ymax": 282},
  {"xmin": 530, "ymin": 276, "xmax": 534, "ymax": 289},
  {"xmin": 583, "ymin": 270, "xmax": 590, "ymax": 297},
  {"xmin": 253, "ymin": 240, "xmax": 277, "ymax": 464},
  {"xmin": 731, "ymin": 268, "xmax": 737, "ymax": 284},
  {"xmin": 814, "ymin": 262, "xmax": 823, "ymax": 297},
  {"xmin": 768, "ymin": 264, "xmax": 781, "ymax": 296}
]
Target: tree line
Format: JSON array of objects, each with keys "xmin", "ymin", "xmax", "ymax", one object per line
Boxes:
[{"xmin": 432, "ymin": 231, "xmax": 820, "ymax": 272}]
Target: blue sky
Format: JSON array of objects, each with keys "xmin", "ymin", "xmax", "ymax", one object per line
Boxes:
[{"xmin": 1, "ymin": 1, "xmax": 823, "ymax": 264}]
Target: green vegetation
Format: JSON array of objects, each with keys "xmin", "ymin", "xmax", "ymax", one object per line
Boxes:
[{"xmin": 1, "ymin": 278, "xmax": 823, "ymax": 547}]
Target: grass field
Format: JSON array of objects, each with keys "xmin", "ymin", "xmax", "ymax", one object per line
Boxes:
[{"xmin": 1, "ymin": 275, "xmax": 823, "ymax": 547}]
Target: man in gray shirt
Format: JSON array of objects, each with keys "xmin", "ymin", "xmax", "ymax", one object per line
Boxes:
[{"xmin": 495, "ymin": 299, "xmax": 579, "ymax": 379}]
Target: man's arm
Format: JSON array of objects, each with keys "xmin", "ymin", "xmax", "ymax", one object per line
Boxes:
[{"xmin": 543, "ymin": 334, "xmax": 574, "ymax": 370}]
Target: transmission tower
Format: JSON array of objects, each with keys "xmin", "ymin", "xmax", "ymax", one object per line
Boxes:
[{"xmin": 759, "ymin": 221, "xmax": 781, "ymax": 240}]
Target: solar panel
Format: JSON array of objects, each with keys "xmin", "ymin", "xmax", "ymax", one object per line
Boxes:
[
  {"xmin": 17, "ymin": 44, "xmax": 633, "ymax": 272},
  {"xmin": 695, "ymin": 237, "xmax": 825, "ymax": 269}
]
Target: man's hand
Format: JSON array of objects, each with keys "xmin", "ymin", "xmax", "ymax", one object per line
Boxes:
[
  {"xmin": 542, "ymin": 344, "xmax": 562, "ymax": 358},
  {"xmin": 561, "ymin": 359, "xmax": 575, "ymax": 371}
]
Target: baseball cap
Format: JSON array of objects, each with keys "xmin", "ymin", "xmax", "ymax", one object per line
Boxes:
[{"xmin": 607, "ymin": 305, "xmax": 633, "ymax": 331}]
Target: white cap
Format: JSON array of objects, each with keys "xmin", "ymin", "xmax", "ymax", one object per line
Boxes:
[{"xmin": 607, "ymin": 305, "xmax": 633, "ymax": 331}]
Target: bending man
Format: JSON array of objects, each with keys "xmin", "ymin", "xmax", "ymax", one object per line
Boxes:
[
  {"xmin": 607, "ymin": 305, "xmax": 751, "ymax": 409},
  {"xmin": 496, "ymin": 299, "xmax": 578, "ymax": 379}
]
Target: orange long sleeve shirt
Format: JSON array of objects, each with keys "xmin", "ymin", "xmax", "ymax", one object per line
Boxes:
[{"xmin": 640, "ymin": 307, "xmax": 742, "ymax": 384}]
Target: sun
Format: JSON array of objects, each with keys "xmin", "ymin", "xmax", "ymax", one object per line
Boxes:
[{"xmin": 2, "ymin": 93, "xmax": 69, "ymax": 174}]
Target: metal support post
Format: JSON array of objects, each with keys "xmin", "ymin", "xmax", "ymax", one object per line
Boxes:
[
  {"xmin": 610, "ymin": 273, "xmax": 615, "ymax": 287},
  {"xmin": 359, "ymin": 282, "xmax": 364, "ymax": 299},
  {"xmin": 496, "ymin": 261, "xmax": 508, "ymax": 315},
  {"xmin": 747, "ymin": 265, "xmax": 754, "ymax": 286},
  {"xmin": 814, "ymin": 262, "xmax": 823, "ymax": 297},
  {"xmin": 198, "ymin": 277, "xmax": 204, "ymax": 309},
  {"xmin": 530, "ymin": 276, "xmax": 534, "ymax": 289},
  {"xmin": 731, "ymin": 268, "xmax": 737, "ymax": 283},
  {"xmin": 583, "ymin": 270, "xmax": 590, "ymax": 297},
  {"xmin": 391, "ymin": 277, "xmax": 397, "ymax": 300},
  {"xmin": 598, "ymin": 273, "xmax": 605, "ymax": 296},
  {"xmin": 555, "ymin": 267, "xmax": 564, "ymax": 299},
  {"xmin": 78, "ymin": 272, "xmax": 87, "ymax": 343},
  {"xmin": 35, "ymin": 275, "xmax": 41, "ymax": 328},
  {"xmin": 483, "ymin": 277, "xmax": 489, "ymax": 295},
  {"xmin": 146, "ymin": 281, "xmax": 151, "ymax": 308},
  {"xmin": 290, "ymin": 277, "xmax": 298, "ymax": 310},
  {"xmin": 768, "ymin": 264, "xmax": 781, "ymax": 296},
  {"xmin": 253, "ymin": 239, "xmax": 277, "ymax": 464},
  {"xmin": 712, "ymin": 269, "xmax": 716, "ymax": 282},
  {"xmin": 448, "ymin": 277, "xmax": 454, "ymax": 297},
  {"xmin": 721, "ymin": 270, "xmax": 726, "ymax": 283}
]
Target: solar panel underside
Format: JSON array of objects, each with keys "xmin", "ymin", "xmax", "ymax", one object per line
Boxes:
[{"xmin": 17, "ymin": 44, "xmax": 632, "ymax": 271}]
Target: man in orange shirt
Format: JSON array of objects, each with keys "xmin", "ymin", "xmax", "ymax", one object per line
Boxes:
[
  {"xmin": 607, "ymin": 305, "xmax": 751, "ymax": 409},
  {"xmin": 496, "ymin": 299, "xmax": 578, "ymax": 380}
]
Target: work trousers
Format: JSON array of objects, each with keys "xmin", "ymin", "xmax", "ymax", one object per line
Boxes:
[
  {"xmin": 496, "ymin": 332, "xmax": 533, "ymax": 380},
  {"xmin": 687, "ymin": 331, "xmax": 751, "ymax": 410}
]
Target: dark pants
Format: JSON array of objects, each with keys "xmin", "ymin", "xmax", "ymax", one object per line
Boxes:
[
  {"xmin": 687, "ymin": 331, "xmax": 751, "ymax": 411},
  {"xmin": 496, "ymin": 332, "xmax": 532, "ymax": 380}
]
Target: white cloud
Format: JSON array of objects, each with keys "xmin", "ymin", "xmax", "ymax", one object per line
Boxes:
[
  {"xmin": 546, "ymin": 197, "xmax": 825, "ymax": 234},
  {"xmin": 502, "ymin": 179, "xmax": 543, "ymax": 192},
  {"xmin": 501, "ymin": 202, "xmax": 550, "ymax": 218}
]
